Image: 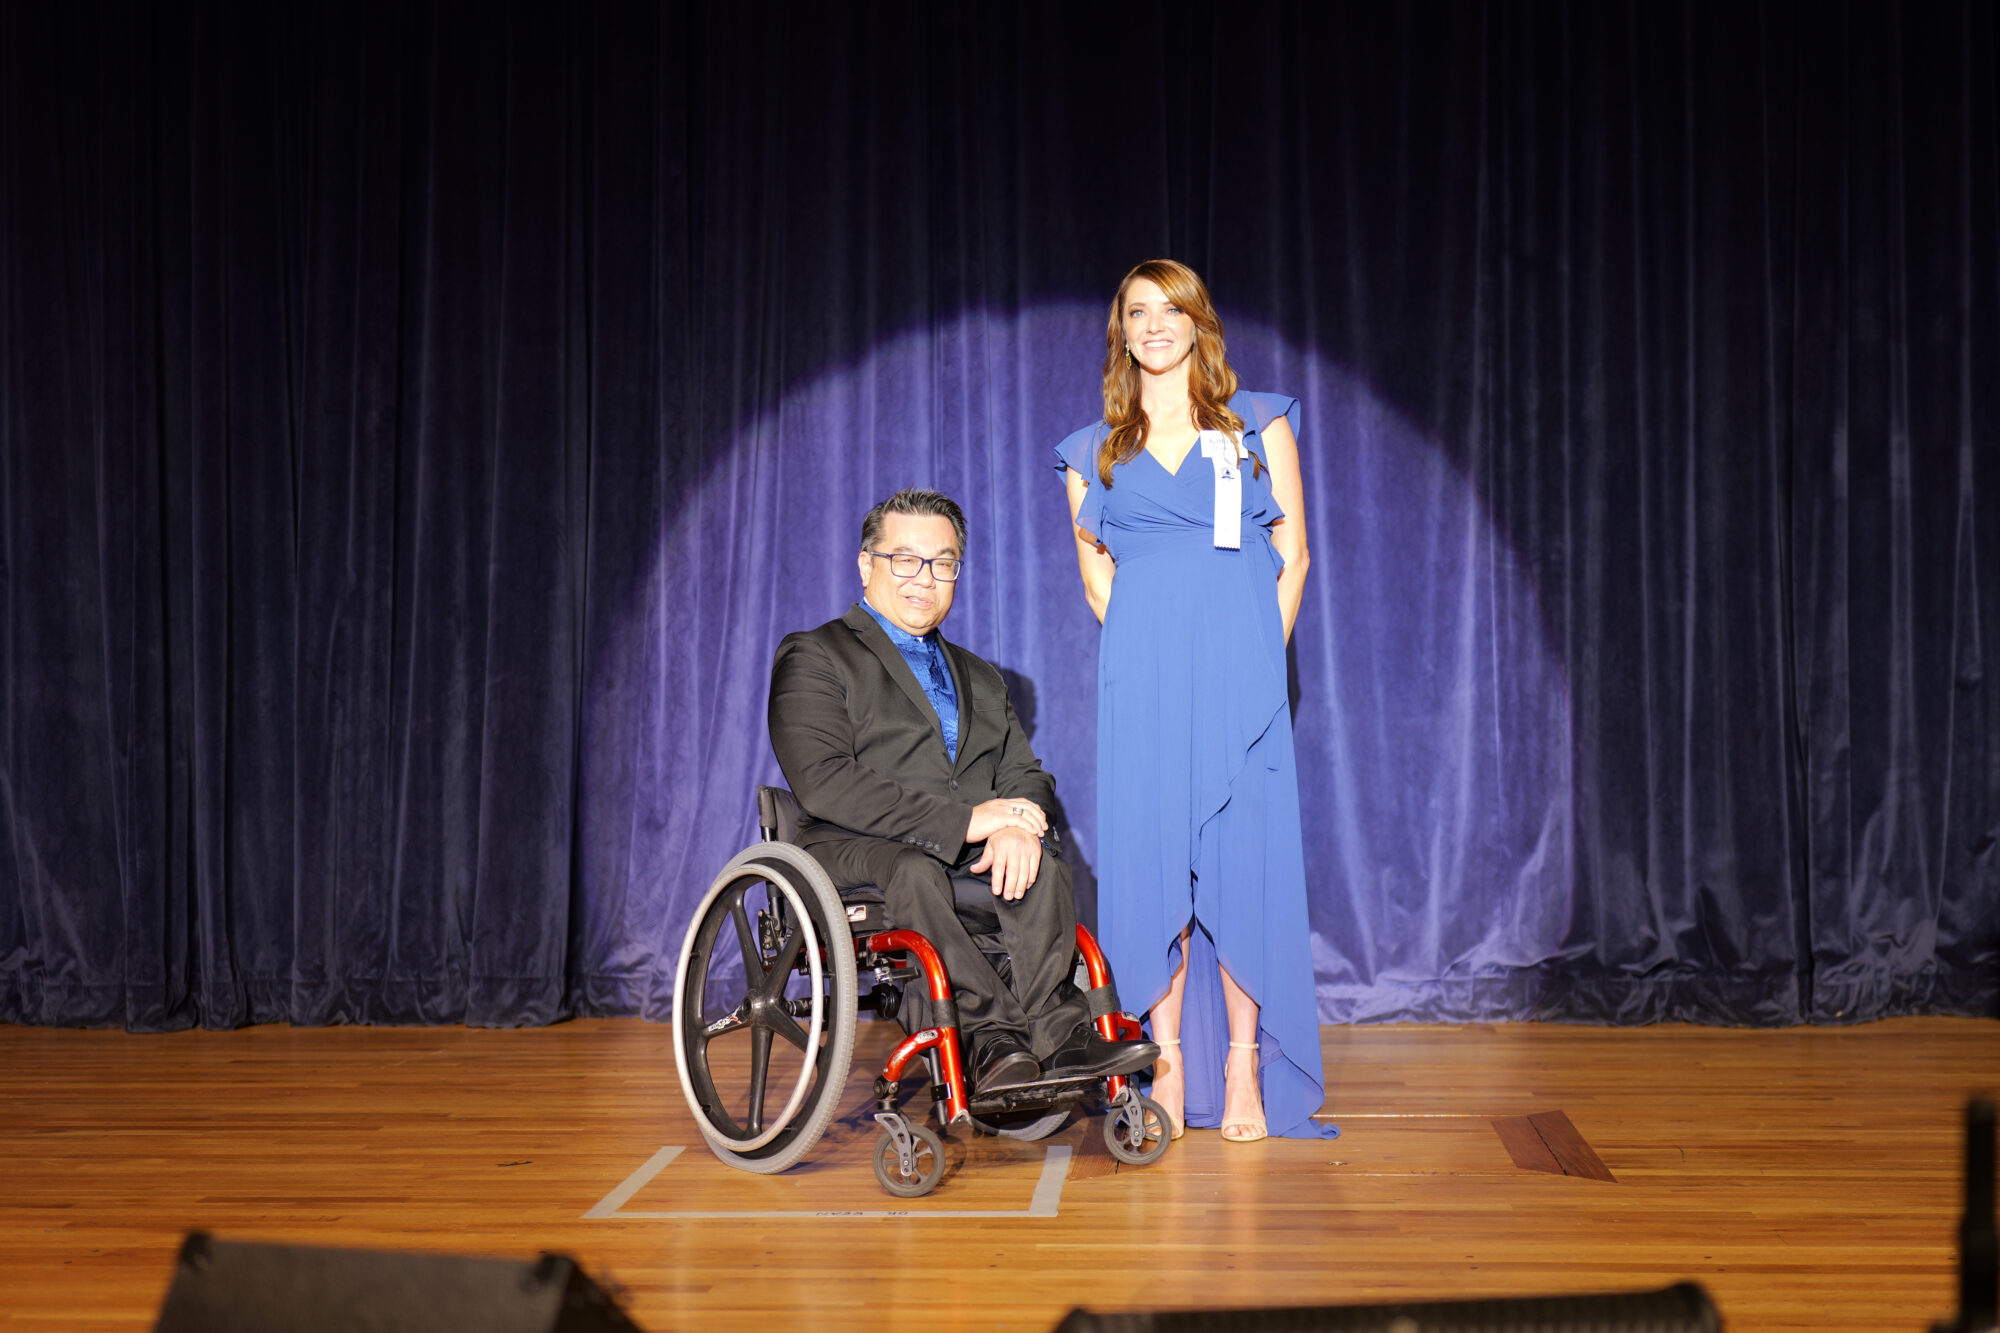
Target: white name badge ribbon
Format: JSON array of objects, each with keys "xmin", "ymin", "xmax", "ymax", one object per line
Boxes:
[{"xmin": 1198, "ymin": 429, "xmax": 1244, "ymax": 549}]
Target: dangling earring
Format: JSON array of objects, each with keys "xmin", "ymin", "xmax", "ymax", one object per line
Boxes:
[{"xmin": 1125, "ymin": 346, "xmax": 1134, "ymax": 367}]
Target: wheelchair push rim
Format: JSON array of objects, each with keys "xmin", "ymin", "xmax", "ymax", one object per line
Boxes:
[{"xmin": 671, "ymin": 842, "xmax": 857, "ymax": 1164}]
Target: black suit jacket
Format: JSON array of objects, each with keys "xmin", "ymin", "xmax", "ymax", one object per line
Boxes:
[{"xmin": 768, "ymin": 604, "xmax": 1057, "ymax": 864}]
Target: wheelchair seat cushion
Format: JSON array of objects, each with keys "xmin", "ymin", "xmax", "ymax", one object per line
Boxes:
[{"xmin": 836, "ymin": 885, "xmax": 889, "ymax": 935}]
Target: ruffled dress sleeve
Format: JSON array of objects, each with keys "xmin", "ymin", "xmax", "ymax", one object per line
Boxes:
[
  {"xmin": 1053, "ymin": 420, "xmax": 1112, "ymax": 546},
  {"xmin": 1237, "ymin": 390, "xmax": 1300, "ymax": 455},
  {"xmin": 1231, "ymin": 390, "xmax": 1299, "ymax": 534}
]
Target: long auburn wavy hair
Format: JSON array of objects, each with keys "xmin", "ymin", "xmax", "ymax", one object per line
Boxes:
[{"xmin": 1097, "ymin": 259, "xmax": 1244, "ymax": 488}]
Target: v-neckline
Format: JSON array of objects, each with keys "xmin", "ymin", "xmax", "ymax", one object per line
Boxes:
[{"xmin": 1145, "ymin": 443, "xmax": 1199, "ymax": 478}]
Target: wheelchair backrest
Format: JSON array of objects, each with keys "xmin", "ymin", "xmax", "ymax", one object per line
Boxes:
[{"xmin": 757, "ymin": 786, "xmax": 806, "ymax": 844}]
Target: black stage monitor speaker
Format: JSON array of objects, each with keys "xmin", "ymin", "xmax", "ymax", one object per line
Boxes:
[
  {"xmin": 1055, "ymin": 1281, "xmax": 1721, "ymax": 1333},
  {"xmin": 1932, "ymin": 1098, "xmax": 1998, "ymax": 1333},
  {"xmin": 153, "ymin": 1233, "xmax": 644, "ymax": 1333}
]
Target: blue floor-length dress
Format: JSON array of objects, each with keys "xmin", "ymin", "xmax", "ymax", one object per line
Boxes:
[{"xmin": 1055, "ymin": 390, "xmax": 1334, "ymax": 1139}]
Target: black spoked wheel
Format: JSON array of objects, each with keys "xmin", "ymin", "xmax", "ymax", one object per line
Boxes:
[
  {"xmin": 672, "ymin": 842, "xmax": 858, "ymax": 1174},
  {"xmin": 1103, "ymin": 1091, "xmax": 1172, "ymax": 1165},
  {"xmin": 872, "ymin": 1122, "xmax": 947, "ymax": 1198}
]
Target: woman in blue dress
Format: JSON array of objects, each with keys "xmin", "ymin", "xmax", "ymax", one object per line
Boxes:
[{"xmin": 1054, "ymin": 259, "xmax": 1329, "ymax": 1142}]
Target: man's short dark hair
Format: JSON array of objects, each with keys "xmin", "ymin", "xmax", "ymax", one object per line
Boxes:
[{"xmin": 860, "ymin": 488, "xmax": 967, "ymax": 554}]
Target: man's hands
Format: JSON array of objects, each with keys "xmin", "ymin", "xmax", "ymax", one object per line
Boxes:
[
  {"xmin": 969, "ymin": 826, "xmax": 1042, "ymax": 901},
  {"xmin": 965, "ymin": 797, "xmax": 1048, "ymax": 901},
  {"xmin": 966, "ymin": 796, "xmax": 1046, "ymax": 843}
]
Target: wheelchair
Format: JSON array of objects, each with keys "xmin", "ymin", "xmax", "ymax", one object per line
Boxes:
[{"xmin": 671, "ymin": 787, "xmax": 1172, "ymax": 1197}]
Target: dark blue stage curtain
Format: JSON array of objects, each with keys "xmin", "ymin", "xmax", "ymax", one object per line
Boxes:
[{"xmin": 1, "ymin": 2, "xmax": 1994, "ymax": 1031}]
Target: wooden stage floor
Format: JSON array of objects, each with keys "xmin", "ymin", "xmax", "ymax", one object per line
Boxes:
[{"xmin": 4, "ymin": 1015, "xmax": 1994, "ymax": 1331}]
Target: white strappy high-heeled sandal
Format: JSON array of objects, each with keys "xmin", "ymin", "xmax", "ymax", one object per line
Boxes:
[{"xmin": 1221, "ymin": 1040, "xmax": 1268, "ymax": 1143}]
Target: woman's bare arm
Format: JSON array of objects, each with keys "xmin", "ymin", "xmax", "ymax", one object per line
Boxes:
[
  {"xmin": 1066, "ymin": 466, "xmax": 1116, "ymax": 623},
  {"xmin": 1260, "ymin": 416, "xmax": 1311, "ymax": 643}
]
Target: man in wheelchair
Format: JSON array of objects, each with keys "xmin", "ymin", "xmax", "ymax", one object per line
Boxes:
[{"xmin": 768, "ymin": 488, "xmax": 1158, "ymax": 1094}]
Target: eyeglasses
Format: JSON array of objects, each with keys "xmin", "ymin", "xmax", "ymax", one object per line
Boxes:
[{"xmin": 866, "ymin": 550, "xmax": 964, "ymax": 582}]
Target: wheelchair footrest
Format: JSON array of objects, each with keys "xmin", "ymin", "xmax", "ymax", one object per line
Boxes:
[{"xmin": 965, "ymin": 1079, "xmax": 1104, "ymax": 1120}]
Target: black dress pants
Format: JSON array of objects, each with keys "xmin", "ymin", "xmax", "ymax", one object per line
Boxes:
[{"xmin": 802, "ymin": 835, "xmax": 1086, "ymax": 1062}]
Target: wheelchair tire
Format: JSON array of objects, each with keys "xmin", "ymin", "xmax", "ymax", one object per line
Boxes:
[
  {"xmin": 1103, "ymin": 1091, "xmax": 1172, "ymax": 1165},
  {"xmin": 672, "ymin": 841, "xmax": 858, "ymax": 1174},
  {"xmin": 873, "ymin": 1122, "xmax": 947, "ymax": 1198}
]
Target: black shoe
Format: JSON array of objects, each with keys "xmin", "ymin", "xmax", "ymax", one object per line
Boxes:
[
  {"xmin": 974, "ymin": 1035, "xmax": 1042, "ymax": 1091},
  {"xmin": 1044, "ymin": 1029, "xmax": 1160, "ymax": 1082}
]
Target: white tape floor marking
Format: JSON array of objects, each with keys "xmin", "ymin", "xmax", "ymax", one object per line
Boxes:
[
  {"xmin": 581, "ymin": 1146, "xmax": 684, "ymax": 1219},
  {"xmin": 583, "ymin": 1144, "xmax": 1072, "ymax": 1220}
]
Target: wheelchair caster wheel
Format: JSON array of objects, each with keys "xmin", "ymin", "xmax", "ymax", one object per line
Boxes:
[
  {"xmin": 873, "ymin": 1120, "xmax": 946, "ymax": 1198},
  {"xmin": 1103, "ymin": 1091, "xmax": 1171, "ymax": 1165}
]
